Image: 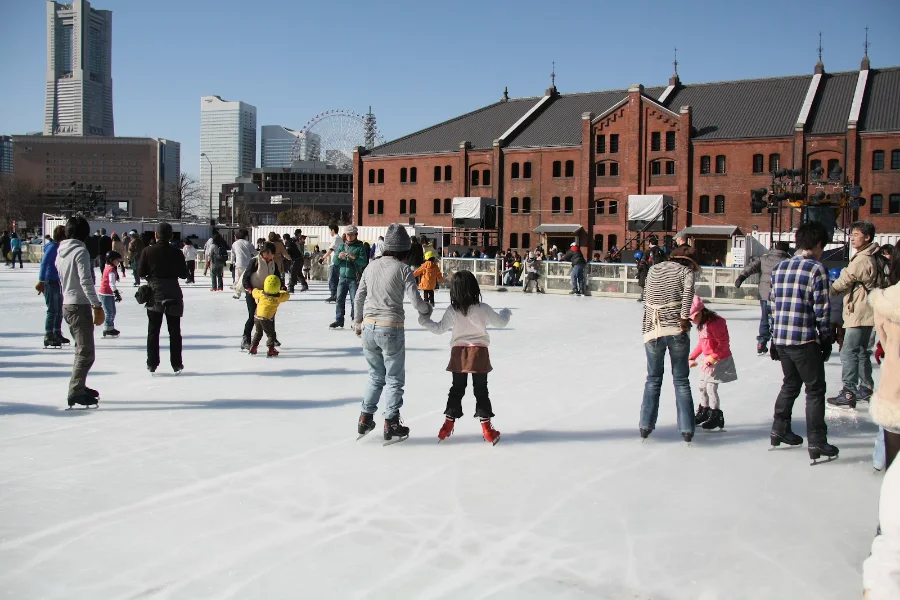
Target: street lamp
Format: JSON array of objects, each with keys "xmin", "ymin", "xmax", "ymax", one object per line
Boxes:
[{"xmin": 201, "ymin": 152, "xmax": 213, "ymax": 223}]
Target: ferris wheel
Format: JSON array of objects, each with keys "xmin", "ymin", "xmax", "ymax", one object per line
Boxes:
[{"xmin": 290, "ymin": 108, "xmax": 385, "ymax": 169}]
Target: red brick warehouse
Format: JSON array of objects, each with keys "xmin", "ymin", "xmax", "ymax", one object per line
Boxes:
[{"xmin": 352, "ymin": 54, "xmax": 900, "ymax": 257}]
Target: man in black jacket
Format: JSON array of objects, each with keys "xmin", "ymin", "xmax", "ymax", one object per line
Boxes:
[
  {"xmin": 98, "ymin": 228, "xmax": 112, "ymax": 262},
  {"xmin": 138, "ymin": 222, "xmax": 189, "ymax": 373},
  {"xmin": 285, "ymin": 228, "xmax": 308, "ymax": 293},
  {"xmin": 564, "ymin": 242, "xmax": 587, "ymax": 295}
]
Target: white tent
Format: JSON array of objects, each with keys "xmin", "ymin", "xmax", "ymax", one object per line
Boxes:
[
  {"xmin": 627, "ymin": 195, "xmax": 672, "ymax": 222},
  {"xmin": 451, "ymin": 197, "xmax": 495, "ymax": 220}
]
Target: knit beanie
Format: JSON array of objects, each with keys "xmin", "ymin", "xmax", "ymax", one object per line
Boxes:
[
  {"xmin": 689, "ymin": 295, "xmax": 705, "ymax": 320},
  {"xmin": 382, "ymin": 224, "xmax": 411, "ymax": 252}
]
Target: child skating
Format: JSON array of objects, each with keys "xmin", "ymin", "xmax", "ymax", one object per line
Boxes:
[
  {"xmin": 418, "ymin": 270, "xmax": 511, "ymax": 445},
  {"xmin": 351, "ymin": 224, "xmax": 433, "ymax": 445},
  {"xmin": 250, "ymin": 275, "xmax": 290, "ymax": 357},
  {"xmin": 98, "ymin": 251, "xmax": 123, "ymax": 338},
  {"xmin": 413, "ymin": 250, "xmax": 444, "ymax": 306},
  {"xmin": 688, "ymin": 296, "xmax": 737, "ymax": 430}
]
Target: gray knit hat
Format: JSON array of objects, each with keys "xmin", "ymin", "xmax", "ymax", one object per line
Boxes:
[{"xmin": 382, "ymin": 223, "xmax": 411, "ymax": 252}]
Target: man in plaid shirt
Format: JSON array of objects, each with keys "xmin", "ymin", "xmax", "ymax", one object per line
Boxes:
[{"xmin": 767, "ymin": 221, "xmax": 839, "ymax": 463}]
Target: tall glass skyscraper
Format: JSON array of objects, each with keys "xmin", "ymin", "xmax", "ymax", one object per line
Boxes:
[
  {"xmin": 200, "ymin": 96, "xmax": 257, "ymax": 220},
  {"xmin": 44, "ymin": 0, "xmax": 114, "ymax": 136},
  {"xmin": 0, "ymin": 136, "xmax": 13, "ymax": 174},
  {"xmin": 261, "ymin": 125, "xmax": 321, "ymax": 168}
]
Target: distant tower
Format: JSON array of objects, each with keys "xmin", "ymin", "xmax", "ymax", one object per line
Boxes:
[
  {"xmin": 364, "ymin": 107, "xmax": 377, "ymax": 150},
  {"xmin": 44, "ymin": 0, "xmax": 114, "ymax": 136},
  {"xmin": 200, "ymin": 95, "xmax": 257, "ymax": 219}
]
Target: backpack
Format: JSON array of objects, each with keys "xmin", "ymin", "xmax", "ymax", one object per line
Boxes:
[
  {"xmin": 214, "ymin": 245, "xmax": 228, "ymax": 264},
  {"xmin": 871, "ymin": 253, "xmax": 889, "ymax": 290}
]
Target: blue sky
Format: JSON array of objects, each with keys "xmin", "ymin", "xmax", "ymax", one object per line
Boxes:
[{"xmin": 2, "ymin": 0, "xmax": 899, "ymax": 178}]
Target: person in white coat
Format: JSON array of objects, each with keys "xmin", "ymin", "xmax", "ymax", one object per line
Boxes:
[
  {"xmin": 231, "ymin": 228, "xmax": 257, "ymax": 300},
  {"xmin": 863, "ymin": 460, "xmax": 900, "ymax": 599}
]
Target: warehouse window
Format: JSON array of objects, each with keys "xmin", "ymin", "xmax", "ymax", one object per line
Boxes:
[
  {"xmin": 471, "ymin": 170, "xmax": 479, "ymax": 186},
  {"xmin": 715, "ymin": 155, "xmax": 726, "ymax": 174},
  {"xmin": 596, "ymin": 134, "xmax": 606, "ymax": 153},
  {"xmin": 871, "ymin": 194, "xmax": 883, "ymax": 214},
  {"xmin": 753, "ymin": 154, "xmax": 764, "ymax": 173},
  {"xmin": 666, "ymin": 130, "xmax": 676, "ymax": 151},
  {"xmin": 651, "ymin": 132, "xmax": 661, "ymax": 152},
  {"xmin": 522, "ymin": 197, "xmax": 531, "ymax": 214},
  {"xmin": 444, "ymin": 198, "xmax": 452, "ymax": 213},
  {"xmin": 510, "ymin": 197, "xmax": 519, "ymax": 214},
  {"xmin": 367, "ymin": 200, "xmax": 374, "ymax": 214},
  {"xmin": 609, "ymin": 134, "xmax": 619, "ymax": 153},
  {"xmin": 892, "ymin": 150, "xmax": 900, "ymax": 170},
  {"xmin": 368, "ymin": 169, "xmax": 375, "ymax": 184},
  {"xmin": 377, "ymin": 200, "xmax": 384, "ymax": 214},
  {"xmin": 410, "ymin": 167, "xmax": 417, "ymax": 183},
  {"xmin": 565, "ymin": 160, "xmax": 574, "ymax": 177},
  {"xmin": 769, "ymin": 153, "xmax": 780, "ymax": 173},
  {"xmin": 400, "ymin": 167, "xmax": 407, "ymax": 183},
  {"xmin": 700, "ymin": 156, "xmax": 711, "ymax": 174},
  {"xmin": 650, "ymin": 160, "xmax": 661, "ymax": 176},
  {"xmin": 714, "ymin": 195, "xmax": 725, "ymax": 214},
  {"xmin": 433, "ymin": 198, "xmax": 441, "ymax": 214},
  {"xmin": 552, "ymin": 196, "xmax": 560, "ymax": 214},
  {"xmin": 523, "ymin": 162, "xmax": 532, "ymax": 178},
  {"xmin": 511, "ymin": 162, "xmax": 520, "ymax": 179},
  {"xmin": 399, "ymin": 199, "xmax": 407, "ymax": 214},
  {"xmin": 553, "ymin": 161, "xmax": 562, "ymax": 177},
  {"xmin": 665, "ymin": 160, "xmax": 675, "ymax": 175},
  {"xmin": 872, "ymin": 151, "xmax": 884, "ymax": 171},
  {"xmin": 377, "ymin": 169, "xmax": 384, "ymax": 184},
  {"xmin": 891, "ymin": 194, "xmax": 900, "ymax": 214},
  {"xmin": 444, "ymin": 165, "xmax": 452, "ymax": 181},
  {"xmin": 483, "ymin": 169, "xmax": 491, "ymax": 185},
  {"xmin": 522, "ymin": 233, "xmax": 531, "ymax": 249},
  {"xmin": 596, "ymin": 163, "xmax": 606, "ymax": 177},
  {"xmin": 609, "ymin": 162, "xmax": 619, "ymax": 176},
  {"xmin": 564, "ymin": 196, "xmax": 573, "ymax": 214},
  {"xmin": 699, "ymin": 195, "xmax": 710, "ymax": 214},
  {"xmin": 409, "ymin": 199, "xmax": 417, "ymax": 214},
  {"xmin": 510, "ymin": 233, "xmax": 518, "ymax": 249},
  {"xmin": 609, "ymin": 201, "xmax": 618, "ymax": 215},
  {"xmin": 434, "ymin": 166, "xmax": 441, "ymax": 181}
]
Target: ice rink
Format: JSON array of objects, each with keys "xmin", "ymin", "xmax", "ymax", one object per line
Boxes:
[{"xmin": 0, "ymin": 264, "xmax": 884, "ymax": 599}]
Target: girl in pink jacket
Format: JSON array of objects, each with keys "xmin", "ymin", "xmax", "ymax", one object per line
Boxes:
[{"xmin": 688, "ymin": 296, "xmax": 737, "ymax": 430}]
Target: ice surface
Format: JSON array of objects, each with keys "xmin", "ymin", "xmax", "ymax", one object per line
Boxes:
[{"xmin": 0, "ymin": 265, "xmax": 883, "ymax": 599}]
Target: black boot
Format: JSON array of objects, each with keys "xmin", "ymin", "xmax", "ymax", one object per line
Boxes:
[
  {"xmin": 44, "ymin": 335, "xmax": 61, "ymax": 349},
  {"xmin": 640, "ymin": 428, "xmax": 652, "ymax": 439},
  {"xmin": 357, "ymin": 412, "xmax": 375, "ymax": 438},
  {"xmin": 682, "ymin": 432, "xmax": 694, "ymax": 443},
  {"xmin": 757, "ymin": 342, "xmax": 767, "ymax": 355},
  {"xmin": 808, "ymin": 441, "xmax": 839, "ymax": 465},
  {"xmin": 67, "ymin": 394, "xmax": 98, "ymax": 409},
  {"xmin": 702, "ymin": 409, "xmax": 724, "ymax": 430},
  {"xmin": 383, "ymin": 416, "xmax": 409, "ymax": 444},
  {"xmin": 771, "ymin": 422, "xmax": 803, "ymax": 447},
  {"xmin": 85, "ymin": 387, "xmax": 100, "ymax": 399},
  {"xmin": 56, "ymin": 333, "xmax": 70, "ymax": 345},
  {"xmin": 695, "ymin": 405, "xmax": 711, "ymax": 425}
]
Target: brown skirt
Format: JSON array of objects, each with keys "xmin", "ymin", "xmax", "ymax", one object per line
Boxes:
[{"xmin": 447, "ymin": 345, "xmax": 492, "ymax": 373}]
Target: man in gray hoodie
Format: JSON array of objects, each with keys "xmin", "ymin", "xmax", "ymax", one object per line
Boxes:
[
  {"xmin": 736, "ymin": 241, "xmax": 791, "ymax": 355},
  {"xmin": 56, "ymin": 216, "xmax": 105, "ymax": 408}
]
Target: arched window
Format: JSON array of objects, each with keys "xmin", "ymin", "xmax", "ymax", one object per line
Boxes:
[
  {"xmin": 409, "ymin": 199, "xmax": 417, "ymax": 214},
  {"xmin": 510, "ymin": 197, "xmax": 519, "ymax": 214},
  {"xmin": 511, "ymin": 162, "xmax": 520, "ymax": 179},
  {"xmin": 769, "ymin": 153, "xmax": 780, "ymax": 173},
  {"xmin": 594, "ymin": 234, "xmax": 604, "ymax": 252},
  {"xmin": 523, "ymin": 162, "xmax": 532, "ymax": 178},
  {"xmin": 665, "ymin": 160, "xmax": 675, "ymax": 175},
  {"xmin": 700, "ymin": 156, "xmax": 711, "ymax": 174},
  {"xmin": 552, "ymin": 161, "xmax": 562, "ymax": 177},
  {"xmin": 483, "ymin": 169, "xmax": 491, "ymax": 186},
  {"xmin": 509, "ymin": 233, "xmax": 518, "ymax": 249},
  {"xmin": 564, "ymin": 196, "xmax": 573, "ymax": 214},
  {"xmin": 400, "ymin": 167, "xmax": 407, "ymax": 183},
  {"xmin": 433, "ymin": 198, "xmax": 441, "ymax": 214},
  {"xmin": 752, "ymin": 154, "xmax": 764, "ymax": 173},
  {"xmin": 522, "ymin": 233, "xmax": 531, "ymax": 249},
  {"xmin": 666, "ymin": 130, "xmax": 676, "ymax": 151},
  {"xmin": 650, "ymin": 160, "xmax": 661, "ymax": 176},
  {"xmin": 444, "ymin": 165, "xmax": 452, "ymax": 181},
  {"xmin": 368, "ymin": 169, "xmax": 375, "ymax": 184},
  {"xmin": 377, "ymin": 169, "xmax": 384, "ymax": 184},
  {"xmin": 410, "ymin": 167, "xmax": 417, "ymax": 183},
  {"xmin": 715, "ymin": 155, "xmax": 726, "ymax": 174},
  {"xmin": 565, "ymin": 160, "xmax": 574, "ymax": 177},
  {"xmin": 699, "ymin": 195, "xmax": 710, "ymax": 214},
  {"xmin": 608, "ymin": 234, "xmax": 617, "ymax": 249},
  {"xmin": 552, "ymin": 197, "xmax": 561, "ymax": 214},
  {"xmin": 367, "ymin": 200, "xmax": 375, "ymax": 215},
  {"xmin": 714, "ymin": 195, "xmax": 725, "ymax": 214},
  {"xmin": 522, "ymin": 197, "xmax": 531, "ymax": 214},
  {"xmin": 471, "ymin": 170, "xmax": 480, "ymax": 186},
  {"xmin": 399, "ymin": 199, "xmax": 407, "ymax": 214},
  {"xmin": 609, "ymin": 162, "xmax": 619, "ymax": 176},
  {"xmin": 434, "ymin": 166, "xmax": 442, "ymax": 181},
  {"xmin": 377, "ymin": 200, "xmax": 384, "ymax": 215},
  {"xmin": 444, "ymin": 198, "xmax": 451, "ymax": 214},
  {"xmin": 827, "ymin": 159, "xmax": 840, "ymax": 177}
]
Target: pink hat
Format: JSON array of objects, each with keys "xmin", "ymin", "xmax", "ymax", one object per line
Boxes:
[{"xmin": 689, "ymin": 295, "xmax": 705, "ymax": 320}]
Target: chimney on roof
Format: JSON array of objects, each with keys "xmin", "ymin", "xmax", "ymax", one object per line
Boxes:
[{"xmin": 502, "ymin": 86, "xmax": 509, "ymax": 102}]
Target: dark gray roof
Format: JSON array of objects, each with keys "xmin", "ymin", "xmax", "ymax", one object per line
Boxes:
[
  {"xmin": 664, "ymin": 74, "xmax": 813, "ymax": 139},
  {"xmin": 505, "ymin": 88, "xmax": 665, "ymax": 148},
  {"xmin": 677, "ymin": 226, "xmax": 743, "ymax": 237},
  {"xmin": 807, "ymin": 71, "xmax": 859, "ymax": 135},
  {"xmin": 860, "ymin": 67, "xmax": 900, "ymax": 132},
  {"xmin": 368, "ymin": 97, "xmax": 540, "ymax": 156}
]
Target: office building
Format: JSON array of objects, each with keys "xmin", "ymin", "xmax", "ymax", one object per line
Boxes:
[
  {"xmin": 261, "ymin": 125, "xmax": 320, "ymax": 168},
  {"xmin": 200, "ymin": 95, "xmax": 257, "ymax": 220},
  {"xmin": 0, "ymin": 136, "xmax": 13, "ymax": 174},
  {"xmin": 44, "ymin": 0, "xmax": 114, "ymax": 136}
]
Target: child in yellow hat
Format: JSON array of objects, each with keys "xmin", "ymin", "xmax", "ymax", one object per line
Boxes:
[
  {"xmin": 250, "ymin": 275, "xmax": 290, "ymax": 357},
  {"xmin": 413, "ymin": 250, "xmax": 444, "ymax": 306}
]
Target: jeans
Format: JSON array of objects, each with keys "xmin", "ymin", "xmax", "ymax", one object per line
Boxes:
[
  {"xmin": 571, "ymin": 263, "xmax": 585, "ymax": 293},
  {"xmin": 210, "ymin": 264, "xmax": 224, "ymax": 290},
  {"xmin": 186, "ymin": 260, "xmax": 195, "ymax": 283},
  {"xmin": 289, "ymin": 259, "xmax": 307, "ymax": 291},
  {"xmin": 147, "ymin": 310, "xmax": 182, "ymax": 369},
  {"xmin": 132, "ymin": 259, "xmax": 140, "ymax": 285},
  {"xmin": 100, "ymin": 294, "xmax": 116, "ymax": 330},
  {"xmin": 360, "ymin": 324, "xmax": 406, "ymax": 419},
  {"xmin": 445, "ymin": 372, "xmax": 493, "ymax": 419},
  {"xmin": 10, "ymin": 248, "xmax": 23, "ymax": 268},
  {"xmin": 63, "ymin": 304, "xmax": 95, "ymax": 398},
  {"xmin": 773, "ymin": 342, "xmax": 827, "ymax": 443},
  {"xmin": 840, "ymin": 326, "xmax": 874, "ymax": 391},
  {"xmin": 335, "ymin": 276, "xmax": 357, "ymax": 324},
  {"xmin": 44, "ymin": 281, "xmax": 63, "ymax": 336},
  {"xmin": 640, "ymin": 333, "xmax": 695, "ymax": 434},
  {"xmin": 757, "ymin": 300, "xmax": 771, "ymax": 344},
  {"xmin": 328, "ymin": 264, "xmax": 339, "ymax": 297}
]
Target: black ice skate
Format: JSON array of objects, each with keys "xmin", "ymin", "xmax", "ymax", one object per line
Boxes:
[
  {"xmin": 808, "ymin": 442, "xmax": 839, "ymax": 466},
  {"xmin": 826, "ymin": 389, "xmax": 856, "ymax": 411},
  {"xmin": 357, "ymin": 412, "xmax": 376, "ymax": 440},
  {"xmin": 66, "ymin": 395, "xmax": 98, "ymax": 410},
  {"xmin": 56, "ymin": 333, "xmax": 71, "ymax": 345},
  {"xmin": 329, "ymin": 321, "xmax": 344, "ymax": 330},
  {"xmin": 682, "ymin": 432, "xmax": 694, "ymax": 444},
  {"xmin": 43, "ymin": 335, "xmax": 62, "ymax": 349},
  {"xmin": 241, "ymin": 337, "xmax": 251, "ymax": 352},
  {"xmin": 701, "ymin": 409, "xmax": 725, "ymax": 431},
  {"xmin": 85, "ymin": 387, "xmax": 100, "ymax": 399},
  {"xmin": 102, "ymin": 329, "xmax": 120, "ymax": 338},
  {"xmin": 770, "ymin": 426, "xmax": 803, "ymax": 449},
  {"xmin": 147, "ymin": 364, "xmax": 157, "ymax": 373},
  {"xmin": 694, "ymin": 405, "xmax": 710, "ymax": 425},
  {"xmin": 757, "ymin": 342, "xmax": 768, "ymax": 356},
  {"xmin": 383, "ymin": 416, "xmax": 409, "ymax": 446},
  {"xmin": 640, "ymin": 428, "xmax": 652, "ymax": 440}
]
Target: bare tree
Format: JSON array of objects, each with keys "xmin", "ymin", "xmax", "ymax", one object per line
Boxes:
[
  {"xmin": 159, "ymin": 173, "xmax": 203, "ymax": 220},
  {"xmin": 276, "ymin": 206, "xmax": 334, "ymax": 226},
  {"xmin": 0, "ymin": 175, "xmax": 46, "ymax": 230}
]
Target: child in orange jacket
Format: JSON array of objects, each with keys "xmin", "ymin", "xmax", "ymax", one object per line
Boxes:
[{"xmin": 414, "ymin": 251, "xmax": 444, "ymax": 306}]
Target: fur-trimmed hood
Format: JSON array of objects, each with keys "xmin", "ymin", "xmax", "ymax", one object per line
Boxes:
[{"xmin": 868, "ymin": 284, "xmax": 900, "ymax": 431}]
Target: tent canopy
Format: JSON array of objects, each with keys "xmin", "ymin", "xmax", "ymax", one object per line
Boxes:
[
  {"xmin": 627, "ymin": 195, "xmax": 672, "ymax": 221},
  {"xmin": 451, "ymin": 197, "xmax": 496, "ymax": 219}
]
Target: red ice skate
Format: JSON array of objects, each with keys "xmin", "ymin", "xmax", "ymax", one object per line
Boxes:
[
  {"xmin": 267, "ymin": 347, "xmax": 279, "ymax": 358},
  {"xmin": 437, "ymin": 417, "xmax": 455, "ymax": 442},
  {"xmin": 480, "ymin": 419, "xmax": 500, "ymax": 446},
  {"xmin": 248, "ymin": 345, "xmax": 258, "ymax": 355}
]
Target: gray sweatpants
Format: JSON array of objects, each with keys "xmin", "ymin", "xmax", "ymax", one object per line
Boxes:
[{"xmin": 63, "ymin": 304, "xmax": 95, "ymax": 399}]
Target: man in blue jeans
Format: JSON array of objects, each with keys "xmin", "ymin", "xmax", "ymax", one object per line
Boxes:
[
  {"xmin": 329, "ymin": 225, "xmax": 368, "ymax": 329},
  {"xmin": 639, "ymin": 244, "xmax": 698, "ymax": 442},
  {"xmin": 35, "ymin": 225, "xmax": 69, "ymax": 348}
]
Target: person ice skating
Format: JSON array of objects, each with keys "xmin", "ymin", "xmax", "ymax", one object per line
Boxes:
[
  {"xmin": 182, "ymin": 240, "xmax": 197, "ymax": 284},
  {"xmin": 111, "ymin": 233, "xmax": 127, "ymax": 277},
  {"xmin": 268, "ymin": 232, "xmax": 290, "ymax": 283},
  {"xmin": 564, "ymin": 242, "xmax": 586, "ymax": 295},
  {"xmin": 863, "ymin": 459, "xmax": 900, "ymax": 600},
  {"xmin": 767, "ymin": 221, "xmax": 838, "ymax": 464},
  {"xmin": 208, "ymin": 234, "xmax": 228, "ymax": 292},
  {"xmin": 138, "ymin": 222, "xmax": 189, "ymax": 373},
  {"xmin": 827, "ymin": 221, "xmax": 882, "ymax": 410},
  {"xmin": 35, "ymin": 225, "xmax": 68, "ymax": 348},
  {"xmin": 418, "ymin": 270, "xmax": 511, "ymax": 445},
  {"xmin": 231, "ymin": 229, "xmax": 256, "ymax": 300},
  {"xmin": 97, "ymin": 251, "xmax": 123, "ymax": 338},
  {"xmin": 203, "ymin": 233, "xmax": 215, "ymax": 276},
  {"xmin": 241, "ymin": 242, "xmax": 280, "ymax": 351},
  {"xmin": 56, "ymin": 216, "xmax": 105, "ymax": 409},
  {"xmin": 286, "ymin": 228, "xmax": 308, "ymax": 293},
  {"xmin": 1, "ymin": 231, "xmax": 10, "ymax": 267},
  {"xmin": 329, "ymin": 225, "xmax": 367, "ymax": 329},
  {"xmin": 318, "ymin": 223, "xmax": 341, "ymax": 302},
  {"xmin": 302, "ymin": 252, "xmax": 312, "ymax": 283},
  {"xmin": 523, "ymin": 252, "xmax": 544, "ymax": 293},
  {"xmin": 249, "ymin": 275, "xmax": 290, "ymax": 357},
  {"xmin": 867, "ymin": 275, "xmax": 900, "ymax": 472},
  {"xmin": 688, "ymin": 296, "xmax": 737, "ymax": 430},
  {"xmin": 735, "ymin": 241, "xmax": 791, "ymax": 355},
  {"xmin": 127, "ymin": 231, "xmax": 144, "ymax": 286},
  {"xmin": 414, "ymin": 250, "xmax": 444, "ymax": 306},
  {"xmin": 638, "ymin": 244, "xmax": 698, "ymax": 442},
  {"xmin": 828, "ymin": 267, "xmax": 846, "ymax": 350},
  {"xmin": 351, "ymin": 223, "xmax": 433, "ymax": 444},
  {"xmin": 9, "ymin": 233, "xmax": 23, "ymax": 268}
]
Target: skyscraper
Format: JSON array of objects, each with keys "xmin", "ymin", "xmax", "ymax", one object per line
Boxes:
[
  {"xmin": 44, "ymin": 0, "xmax": 114, "ymax": 136},
  {"xmin": 261, "ymin": 125, "xmax": 321, "ymax": 168},
  {"xmin": 0, "ymin": 136, "xmax": 13, "ymax": 174},
  {"xmin": 200, "ymin": 95, "xmax": 257, "ymax": 220}
]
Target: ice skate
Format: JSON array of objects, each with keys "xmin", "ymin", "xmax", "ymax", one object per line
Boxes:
[
  {"xmin": 770, "ymin": 425, "xmax": 803, "ymax": 449},
  {"xmin": 66, "ymin": 394, "xmax": 98, "ymax": 410},
  {"xmin": 640, "ymin": 428, "xmax": 652, "ymax": 440},
  {"xmin": 694, "ymin": 405, "xmax": 710, "ymax": 425},
  {"xmin": 266, "ymin": 347, "xmax": 279, "ymax": 358},
  {"xmin": 85, "ymin": 387, "xmax": 100, "ymax": 399},
  {"xmin": 329, "ymin": 321, "xmax": 344, "ymax": 330},
  {"xmin": 357, "ymin": 412, "xmax": 376, "ymax": 440},
  {"xmin": 147, "ymin": 364, "xmax": 157, "ymax": 373},
  {"xmin": 856, "ymin": 386, "xmax": 873, "ymax": 402},
  {"xmin": 43, "ymin": 335, "xmax": 62, "ymax": 349},
  {"xmin": 102, "ymin": 328, "xmax": 120, "ymax": 338},
  {"xmin": 808, "ymin": 442, "xmax": 839, "ymax": 465},
  {"xmin": 248, "ymin": 345, "xmax": 258, "ymax": 355},
  {"xmin": 757, "ymin": 342, "xmax": 767, "ymax": 356},
  {"xmin": 173, "ymin": 365, "xmax": 184, "ymax": 375},
  {"xmin": 240, "ymin": 337, "xmax": 251, "ymax": 352},
  {"xmin": 826, "ymin": 389, "xmax": 856, "ymax": 411},
  {"xmin": 437, "ymin": 417, "xmax": 455, "ymax": 442},
  {"xmin": 480, "ymin": 418, "xmax": 500, "ymax": 445},
  {"xmin": 701, "ymin": 409, "xmax": 725, "ymax": 431},
  {"xmin": 56, "ymin": 333, "xmax": 71, "ymax": 345},
  {"xmin": 682, "ymin": 432, "xmax": 693, "ymax": 444},
  {"xmin": 383, "ymin": 416, "xmax": 409, "ymax": 445}
]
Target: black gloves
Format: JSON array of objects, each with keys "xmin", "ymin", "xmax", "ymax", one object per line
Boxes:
[
  {"xmin": 820, "ymin": 337, "xmax": 833, "ymax": 361},
  {"xmin": 769, "ymin": 344, "xmax": 779, "ymax": 361},
  {"xmin": 734, "ymin": 276, "xmax": 745, "ymax": 289},
  {"xmin": 114, "ymin": 290, "xmax": 122, "ymax": 303}
]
